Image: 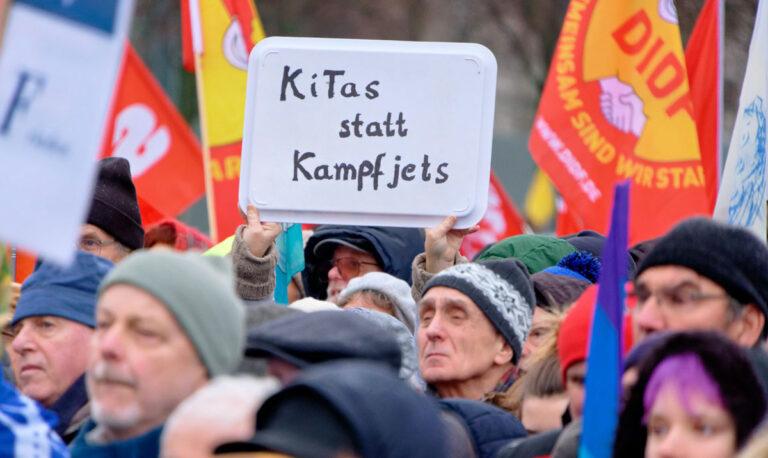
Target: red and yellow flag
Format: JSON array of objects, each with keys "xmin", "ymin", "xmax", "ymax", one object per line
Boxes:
[
  {"xmin": 188, "ymin": 0, "xmax": 265, "ymax": 241},
  {"xmin": 529, "ymin": 0, "xmax": 709, "ymax": 244}
]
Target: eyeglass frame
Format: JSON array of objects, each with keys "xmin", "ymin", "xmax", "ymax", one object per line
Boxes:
[
  {"xmin": 329, "ymin": 256, "xmax": 379, "ymax": 280},
  {"xmin": 77, "ymin": 235, "xmax": 125, "ymax": 256},
  {"xmin": 628, "ymin": 281, "xmax": 743, "ymax": 318}
]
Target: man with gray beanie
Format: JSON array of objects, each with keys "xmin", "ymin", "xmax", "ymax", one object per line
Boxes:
[
  {"xmin": 6, "ymin": 251, "xmax": 113, "ymax": 443},
  {"xmin": 70, "ymin": 250, "xmax": 245, "ymax": 457},
  {"xmin": 418, "ymin": 258, "xmax": 535, "ymax": 401}
]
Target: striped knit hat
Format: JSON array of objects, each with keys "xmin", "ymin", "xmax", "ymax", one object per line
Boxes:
[{"xmin": 423, "ymin": 260, "xmax": 535, "ymax": 364}]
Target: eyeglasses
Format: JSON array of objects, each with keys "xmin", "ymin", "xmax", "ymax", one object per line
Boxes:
[
  {"xmin": 77, "ymin": 235, "xmax": 122, "ymax": 255},
  {"xmin": 628, "ymin": 285, "xmax": 731, "ymax": 312},
  {"xmin": 330, "ymin": 257, "xmax": 379, "ymax": 280}
]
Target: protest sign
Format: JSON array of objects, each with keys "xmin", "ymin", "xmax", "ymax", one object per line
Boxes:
[
  {"xmin": 240, "ymin": 37, "xmax": 497, "ymax": 228},
  {"xmin": 0, "ymin": 0, "xmax": 134, "ymax": 264}
]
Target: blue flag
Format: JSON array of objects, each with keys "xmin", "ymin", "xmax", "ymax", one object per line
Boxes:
[
  {"xmin": 579, "ymin": 181, "xmax": 629, "ymax": 458},
  {"xmin": 274, "ymin": 223, "xmax": 305, "ymax": 304}
]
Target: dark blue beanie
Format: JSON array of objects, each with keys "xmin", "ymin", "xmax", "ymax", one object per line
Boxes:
[{"xmin": 12, "ymin": 251, "xmax": 113, "ymax": 328}]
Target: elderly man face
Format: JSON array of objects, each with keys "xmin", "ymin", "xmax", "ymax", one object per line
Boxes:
[
  {"xmin": 417, "ymin": 286, "xmax": 512, "ymax": 399},
  {"xmin": 87, "ymin": 284, "xmax": 208, "ymax": 441},
  {"xmin": 8, "ymin": 316, "xmax": 92, "ymax": 406},
  {"xmin": 633, "ymin": 265, "xmax": 764, "ymax": 347}
]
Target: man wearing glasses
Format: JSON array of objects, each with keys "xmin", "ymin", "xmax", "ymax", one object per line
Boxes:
[
  {"xmin": 632, "ymin": 217, "xmax": 768, "ymax": 349},
  {"xmin": 78, "ymin": 157, "xmax": 144, "ymax": 263},
  {"xmin": 303, "ymin": 225, "xmax": 425, "ymax": 304}
]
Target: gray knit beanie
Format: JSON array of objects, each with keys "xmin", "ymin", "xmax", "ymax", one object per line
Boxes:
[
  {"xmin": 99, "ymin": 250, "xmax": 245, "ymax": 376},
  {"xmin": 422, "ymin": 260, "xmax": 535, "ymax": 364}
]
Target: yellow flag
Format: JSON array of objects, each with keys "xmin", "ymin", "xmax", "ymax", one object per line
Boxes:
[
  {"xmin": 524, "ymin": 168, "xmax": 556, "ymax": 229},
  {"xmin": 190, "ymin": 0, "xmax": 266, "ymax": 240}
]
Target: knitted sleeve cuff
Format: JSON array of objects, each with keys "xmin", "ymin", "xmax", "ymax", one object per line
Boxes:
[
  {"xmin": 410, "ymin": 252, "xmax": 469, "ymax": 302},
  {"xmin": 232, "ymin": 225, "xmax": 277, "ymax": 301}
]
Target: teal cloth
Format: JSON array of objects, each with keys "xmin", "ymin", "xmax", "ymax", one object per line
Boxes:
[{"xmin": 70, "ymin": 420, "xmax": 162, "ymax": 458}]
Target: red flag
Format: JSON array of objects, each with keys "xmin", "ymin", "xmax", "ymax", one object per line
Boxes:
[
  {"xmin": 529, "ymin": 1, "xmax": 710, "ymax": 245},
  {"xmin": 460, "ymin": 173, "xmax": 526, "ymax": 259},
  {"xmin": 181, "ymin": 0, "xmax": 195, "ymax": 73},
  {"xmin": 685, "ymin": 0, "xmax": 722, "ymax": 212},
  {"xmin": 555, "ymin": 197, "xmax": 585, "ymax": 236},
  {"xmin": 101, "ymin": 44, "xmax": 206, "ymax": 226}
]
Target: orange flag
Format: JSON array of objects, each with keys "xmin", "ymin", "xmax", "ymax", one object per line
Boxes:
[
  {"xmin": 685, "ymin": 0, "xmax": 722, "ymax": 212},
  {"xmin": 102, "ymin": 44, "xmax": 205, "ymax": 226},
  {"xmin": 529, "ymin": 1, "xmax": 709, "ymax": 245},
  {"xmin": 188, "ymin": 0, "xmax": 265, "ymax": 241}
]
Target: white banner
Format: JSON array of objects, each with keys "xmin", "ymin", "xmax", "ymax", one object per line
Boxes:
[
  {"xmin": 239, "ymin": 37, "xmax": 497, "ymax": 229},
  {"xmin": 0, "ymin": 0, "xmax": 135, "ymax": 264},
  {"xmin": 713, "ymin": 0, "xmax": 767, "ymax": 240}
]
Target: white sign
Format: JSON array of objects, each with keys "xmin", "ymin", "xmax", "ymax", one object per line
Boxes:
[
  {"xmin": 240, "ymin": 37, "xmax": 497, "ymax": 228},
  {"xmin": 0, "ymin": 0, "xmax": 134, "ymax": 264}
]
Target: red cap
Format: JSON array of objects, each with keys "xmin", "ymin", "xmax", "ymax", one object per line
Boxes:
[{"xmin": 557, "ymin": 285, "xmax": 634, "ymax": 383}]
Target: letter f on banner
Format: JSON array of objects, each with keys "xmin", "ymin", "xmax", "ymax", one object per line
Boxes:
[{"xmin": 0, "ymin": 72, "xmax": 45, "ymax": 135}]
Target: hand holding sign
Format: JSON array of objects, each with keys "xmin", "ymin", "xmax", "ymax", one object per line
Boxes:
[
  {"xmin": 425, "ymin": 215, "xmax": 478, "ymax": 274},
  {"xmin": 243, "ymin": 205, "xmax": 282, "ymax": 258}
]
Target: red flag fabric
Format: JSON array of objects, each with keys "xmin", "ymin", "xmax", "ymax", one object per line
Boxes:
[
  {"xmin": 460, "ymin": 173, "xmax": 526, "ymax": 259},
  {"xmin": 685, "ymin": 0, "xmax": 721, "ymax": 212},
  {"xmin": 181, "ymin": 0, "xmax": 195, "ymax": 73},
  {"xmin": 555, "ymin": 197, "xmax": 585, "ymax": 236},
  {"xmin": 529, "ymin": 1, "xmax": 710, "ymax": 245},
  {"xmin": 101, "ymin": 44, "xmax": 205, "ymax": 226}
]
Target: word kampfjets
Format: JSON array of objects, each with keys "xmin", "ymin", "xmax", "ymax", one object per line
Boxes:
[{"xmin": 293, "ymin": 151, "xmax": 449, "ymax": 191}]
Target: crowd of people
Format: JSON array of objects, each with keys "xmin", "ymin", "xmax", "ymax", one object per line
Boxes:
[{"xmin": 2, "ymin": 157, "xmax": 768, "ymax": 457}]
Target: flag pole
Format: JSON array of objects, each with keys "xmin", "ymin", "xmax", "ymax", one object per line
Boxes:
[{"xmin": 189, "ymin": 0, "xmax": 220, "ymax": 242}]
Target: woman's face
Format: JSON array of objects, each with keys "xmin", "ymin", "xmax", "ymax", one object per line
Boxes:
[{"xmin": 645, "ymin": 383, "xmax": 736, "ymax": 458}]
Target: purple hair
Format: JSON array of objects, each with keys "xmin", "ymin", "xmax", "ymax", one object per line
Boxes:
[{"xmin": 643, "ymin": 353, "xmax": 725, "ymax": 423}]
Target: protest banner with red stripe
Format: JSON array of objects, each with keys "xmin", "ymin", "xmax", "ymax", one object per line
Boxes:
[
  {"xmin": 101, "ymin": 44, "xmax": 205, "ymax": 226},
  {"xmin": 460, "ymin": 173, "xmax": 526, "ymax": 259},
  {"xmin": 529, "ymin": 1, "xmax": 710, "ymax": 245}
]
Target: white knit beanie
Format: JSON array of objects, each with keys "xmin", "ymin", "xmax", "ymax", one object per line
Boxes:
[{"xmin": 337, "ymin": 272, "xmax": 417, "ymax": 333}]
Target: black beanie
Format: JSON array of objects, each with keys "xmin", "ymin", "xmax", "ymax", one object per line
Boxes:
[
  {"xmin": 86, "ymin": 157, "xmax": 144, "ymax": 250},
  {"xmin": 637, "ymin": 218, "xmax": 768, "ymax": 323},
  {"xmin": 423, "ymin": 259, "xmax": 535, "ymax": 364}
]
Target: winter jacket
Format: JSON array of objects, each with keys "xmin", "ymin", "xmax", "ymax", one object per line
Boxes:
[{"xmin": 439, "ymin": 399, "xmax": 526, "ymax": 458}]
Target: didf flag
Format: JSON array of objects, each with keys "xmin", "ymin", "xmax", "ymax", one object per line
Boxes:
[{"xmin": 529, "ymin": 0, "xmax": 709, "ymax": 245}]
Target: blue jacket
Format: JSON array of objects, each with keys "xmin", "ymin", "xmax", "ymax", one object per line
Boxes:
[
  {"xmin": 70, "ymin": 420, "xmax": 162, "ymax": 458},
  {"xmin": 302, "ymin": 225, "xmax": 424, "ymax": 300},
  {"xmin": 439, "ymin": 399, "xmax": 527, "ymax": 458}
]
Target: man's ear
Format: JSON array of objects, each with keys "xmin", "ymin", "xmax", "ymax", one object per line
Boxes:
[
  {"xmin": 733, "ymin": 304, "xmax": 765, "ymax": 348},
  {"xmin": 493, "ymin": 336, "xmax": 514, "ymax": 365}
]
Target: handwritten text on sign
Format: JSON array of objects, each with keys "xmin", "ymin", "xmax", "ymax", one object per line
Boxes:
[{"xmin": 240, "ymin": 37, "xmax": 497, "ymax": 228}]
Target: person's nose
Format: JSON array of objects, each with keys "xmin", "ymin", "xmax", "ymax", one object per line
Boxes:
[{"xmin": 635, "ymin": 295, "xmax": 665, "ymax": 339}]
